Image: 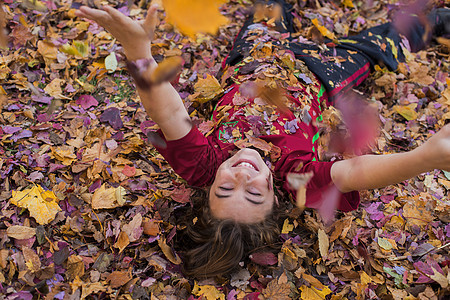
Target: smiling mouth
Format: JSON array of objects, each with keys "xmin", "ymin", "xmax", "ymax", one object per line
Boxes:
[{"xmin": 232, "ymin": 160, "xmax": 259, "ymax": 171}]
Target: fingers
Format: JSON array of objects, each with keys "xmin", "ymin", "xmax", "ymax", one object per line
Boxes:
[
  {"xmin": 143, "ymin": 4, "xmax": 159, "ymax": 38},
  {"xmin": 75, "ymin": 5, "xmax": 111, "ymax": 25}
]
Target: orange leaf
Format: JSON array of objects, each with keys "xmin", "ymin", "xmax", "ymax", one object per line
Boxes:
[{"xmin": 163, "ymin": 0, "xmax": 228, "ymax": 37}]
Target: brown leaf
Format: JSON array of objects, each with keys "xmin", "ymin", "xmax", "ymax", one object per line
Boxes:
[
  {"xmin": 143, "ymin": 219, "xmax": 161, "ymax": 236},
  {"xmin": 66, "ymin": 255, "xmax": 85, "ymax": 281},
  {"xmin": 114, "ymin": 231, "xmax": 130, "ymax": 253},
  {"xmin": 106, "ymin": 270, "xmax": 132, "ymax": 289},
  {"xmin": 194, "ymin": 74, "xmax": 224, "ymax": 104},
  {"xmin": 6, "ymin": 225, "xmax": 36, "ymax": 240},
  {"xmin": 148, "ymin": 56, "xmax": 184, "ymax": 85},
  {"xmin": 158, "ymin": 238, "xmax": 182, "ymax": 265},
  {"xmin": 318, "ymin": 229, "xmax": 329, "ymax": 259},
  {"xmin": 23, "ymin": 247, "xmax": 41, "ymax": 273},
  {"xmin": 262, "ymin": 279, "xmax": 291, "ymax": 300}
]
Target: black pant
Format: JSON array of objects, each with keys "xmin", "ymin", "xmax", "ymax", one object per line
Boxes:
[{"xmin": 224, "ymin": 0, "xmax": 428, "ymax": 100}]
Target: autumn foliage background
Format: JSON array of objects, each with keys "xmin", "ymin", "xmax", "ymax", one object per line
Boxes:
[{"xmin": 0, "ymin": 0, "xmax": 450, "ymax": 299}]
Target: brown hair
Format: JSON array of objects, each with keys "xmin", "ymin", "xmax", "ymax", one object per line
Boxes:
[{"xmin": 180, "ymin": 188, "xmax": 284, "ymax": 279}]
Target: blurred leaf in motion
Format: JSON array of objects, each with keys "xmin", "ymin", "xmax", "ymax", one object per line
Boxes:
[{"xmin": 163, "ymin": 0, "xmax": 229, "ymax": 37}]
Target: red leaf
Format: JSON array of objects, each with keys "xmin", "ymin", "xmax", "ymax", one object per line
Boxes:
[
  {"xmin": 249, "ymin": 252, "xmax": 278, "ymax": 266},
  {"xmin": 122, "ymin": 165, "xmax": 136, "ymax": 177}
]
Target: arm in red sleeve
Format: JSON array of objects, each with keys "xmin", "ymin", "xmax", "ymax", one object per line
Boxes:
[{"xmin": 153, "ymin": 126, "xmax": 226, "ymax": 187}]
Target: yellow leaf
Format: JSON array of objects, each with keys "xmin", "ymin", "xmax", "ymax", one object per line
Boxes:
[
  {"xmin": 60, "ymin": 41, "xmax": 90, "ymax": 58},
  {"xmin": 51, "ymin": 145, "xmax": 77, "ymax": 165},
  {"xmin": 91, "ymin": 184, "xmax": 127, "ymax": 209},
  {"xmin": 300, "ymin": 285, "xmax": 332, "ymax": 300},
  {"xmin": 318, "ymin": 229, "xmax": 329, "ymax": 259},
  {"xmin": 37, "ymin": 41, "xmax": 57, "ymax": 62},
  {"xmin": 44, "ymin": 78, "xmax": 65, "ymax": 99},
  {"xmin": 192, "ymin": 282, "xmax": 225, "ymax": 300},
  {"xmin": 394, "ymin": 104, "xmax": 418, "ymax": 121},
  {"xmin": 281, "ymin": 218, "xmax": 294, "ymax": 234},
  {"xmin": 194, "ymin": 74, "xmax": 224, "ymax": 104},
  {"xmin": 10, "ymin": 185, "xmax": 61, "ymax": 225},
  {"xmin": 163, "ymin": 0, "xmax": 229, "ymax": 37},
  {"xmin": 377, "ymin": 237, "xmax": 393, "ymax": 250},
  {"xmin": 342, "ymin": 0, "xmax": 354, "ymax": 8},
  {"xmin": 311, "ymin": 19, "xmax": 335, "ymax": 40}
]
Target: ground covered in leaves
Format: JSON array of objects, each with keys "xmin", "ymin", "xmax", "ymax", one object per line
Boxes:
[{"xmin": 1, "ymin": 0, "xmax": 450, "ymax": 299}]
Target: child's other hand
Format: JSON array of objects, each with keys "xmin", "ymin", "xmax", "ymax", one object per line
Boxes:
[
  {"xmin": 419, "ymin": 124, "xmax": 450, "ymax": 171},
  {"xmin": 75, "ymin": 4, "xmax": 158, "ymax": 61}
]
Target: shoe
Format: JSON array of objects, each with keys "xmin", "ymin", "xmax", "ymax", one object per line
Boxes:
[{"xmin": 428, "ymin": 8, "xmax": 450, "ymax": 38}]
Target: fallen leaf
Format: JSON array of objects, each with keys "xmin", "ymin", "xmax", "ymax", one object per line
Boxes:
[
  {"xmin": 6, "ymin": 226, "xmax": 36, "ymax": 240},
  {"xmin": 158, "ymin": 238, "xmax": 182, "ymax": 265},
  {"xmin": 114, "ymin": 231, "xmax": 130, "ymax": 253},
  {"xmin": 107, "ymin": 271, "xmax": 132, "ymax": 288},
  {"xmin": 249, "ymin": 252, "xmax": 278, "ymax": 266},
  {"xmin": 10, "ymin": 185, "xmax": 61, "ymax": 225},
  {"xmin": 192, "ymin": 281, "xmax": 225, "ymax": 300},
  {"xmin": 318, "ymin": 229, "xmax": 329, "ymax": 259},
  {"xmin": 91, "ymin": 184, "xmax": 127, "ymax": 209},
  {"xmin": 300, "ymin": 285, "xmax": 332, "ymax": 300},
  {"xmin": 394, "ymin": 104, "xmax": 418, "ymax": 121},
  {"xmin": 262, "ymin": 279, "xmax": 291, "ymax": 300},
  {"xmin": 281, "ymin": 219, "xmax": 294, "ymax": 234},
  {"xmin": 194, "ymin": 74, "xmax": 224, "ymax": 103}
]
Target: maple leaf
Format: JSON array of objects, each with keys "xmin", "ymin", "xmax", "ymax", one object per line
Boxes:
[
  {"xmin": 10, "ymin": 185, "xmax": 61, "ymax": 225},
  {"xmin": 192, "ymin": 282, "xmax": 225, "ymax": 300},
  {"xmin": 262, "ymin": 279, "xmax": 291, "ymax": 300},
  {"xmin": 194, "ymin": 74, "xmax": 224, "ymax": 103},
  {"xmin": 163, "ymin": 0, "xmax": 229, "ymax": 37},
  {"xmin": 299, "ymin": 285, "xmax": 332, "ymax": 300}
]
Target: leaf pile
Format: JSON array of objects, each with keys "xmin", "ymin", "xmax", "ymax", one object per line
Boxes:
[{"xmin": 0, "ymin": 0, "xmax": 449, "ymax": 299}]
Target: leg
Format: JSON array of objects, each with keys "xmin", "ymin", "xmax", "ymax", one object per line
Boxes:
[
  {"xmin": 223, "ymin": 0, "xmax": 296, "ymax": 68},
  {"xmin": 289, "ymin": 17, "xmax": 429, "ymax": 100}
]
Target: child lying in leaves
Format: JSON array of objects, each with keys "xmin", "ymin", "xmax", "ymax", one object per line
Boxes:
[{"xmin": 76, "ymin": 0, "xmax": 450, "ymax": 278}]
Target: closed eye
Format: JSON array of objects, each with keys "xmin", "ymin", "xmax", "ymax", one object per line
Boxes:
[
  {"xmin": 219, "ymin": 186, "xmax": 233, "ymax": 191},
  {"xmin": 247, "ymin": 191, "xmax": 261, "ymax": 196}
]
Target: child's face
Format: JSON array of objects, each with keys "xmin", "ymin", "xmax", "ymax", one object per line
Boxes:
[{"xmin": 209, "ymin": 148, "xmax": 275, "ymax": 224}]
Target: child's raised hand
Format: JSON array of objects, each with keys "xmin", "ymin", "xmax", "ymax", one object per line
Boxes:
[{"xmin": 75, "ymin": 4, "xmax": 159, "ymax": 61}]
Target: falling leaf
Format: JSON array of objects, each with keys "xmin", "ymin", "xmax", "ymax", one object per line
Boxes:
[
  {"xmin": 194, "ymin": 74, "xmax": 224, "ymax": 103},
  {"xmin": 342, "ymin": 0, "xmax": 355, "ymax": 8},
  {"xmin": 192, "ymin": 282, "xmax": 225, "ymax": 300},
  {"xmin": 163, "ymin": 0, "xmax": 229, "ymax": 37},
  {"xmin": 318, "ymin": 229, "xmax": 329, "ymax": 259},
  {"xmin": 149, "ymin": 56, "xmax": 184, "ymax": 85},
  {"xmin": 287, "ymin": 172, "xmax": 314, "ymax": 209},
  {"xmin": 10, "ymin": 185, "xmax": 61, "ymax": 225},
  {"xmin": 21, "ymin": 0, "xmax": 48, "ymax": 12},
  {"xmin": 6, "ymin": 225, "xmax": 36, "ymax": 240}
]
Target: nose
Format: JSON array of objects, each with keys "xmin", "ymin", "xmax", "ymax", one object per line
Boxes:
[{"xmin": 233, "ymin": 169, "xmax": 251, "ymax": 181}]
